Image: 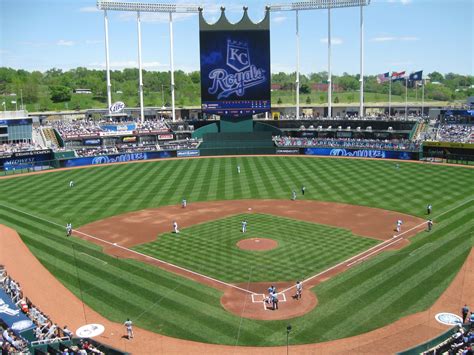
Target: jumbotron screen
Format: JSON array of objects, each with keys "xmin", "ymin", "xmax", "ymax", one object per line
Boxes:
[{"xmin": 199, "ymin": 29, "xmax": 271, "ymax": 117}]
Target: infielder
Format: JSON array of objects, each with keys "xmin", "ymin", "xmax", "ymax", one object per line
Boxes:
[
  {"xmin": 241, "ymin": 220, "xmax": 247, "ymax": 233},
  {"xmin": 66, "ymin": 223, "xmax": 72, "ymax": 237},
  {"xmin": 69, "ymin": 180, "xmax": 74, "ymax": 188},
  {"xmin": 182, "ymin": 198, "xmax": 187, "ymax": 208},
  {"xmin": 124, "ymin": 319, "xmax": 133, "ymax": 339},
  {"xmin": 173, "ymin": 221, "xmax": 179, "ymax": 234},
  {"xmin": 427, "ymin": 219, "xmax": 433, "ymax": 231},
  {"xmin": 396, "ymin": 219, "xmax": 403, "ymax": 233}
]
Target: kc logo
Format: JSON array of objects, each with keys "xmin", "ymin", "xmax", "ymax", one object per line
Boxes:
[{"xmin": 226, "ymin": 40, "xmax": 250, "ymax": 72}]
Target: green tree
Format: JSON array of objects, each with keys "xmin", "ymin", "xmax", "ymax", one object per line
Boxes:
[
  {"xmin": 299, "ymin": 83, "xmax": 311, "ymax": 94},
  {"xmin": 306, "ymin": 96, "xmax": 311, "ymax": 104},
  {"xmin": 49, "ymin": 85, "xmax": 71, "ymax": 103},
  {"xmin": 277, "ymin": 97, "xmax": 282, "ymax": 104},
  {"xmin": 334, "ymin": 96, "xmax": 339, "ymax": 103}
]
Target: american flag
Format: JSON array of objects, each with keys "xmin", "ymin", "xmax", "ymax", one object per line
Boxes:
[{"xmin": 376, "ymin": 72, "xmax": 390, "ymax": 84}]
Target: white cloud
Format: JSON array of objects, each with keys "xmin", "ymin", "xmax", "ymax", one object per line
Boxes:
[
  {"xmin": 85, "ymin": 40, "xmax": 103, "ymax": 45},
  {"xmin": 79, "ymin": 6, "xmax": 99, "ymax": 13},
  {"xmin": 371, "ymin": 36, "xmax": 419, "ymax": 42},
  {"xmin": 320, "ymin": 37, "xmax": 343, "ymax": 45},
  {"xmin": 57, "ymin": 40, "xmax": 75, "ymax": 46},
  {"xmin": 272, "ymin": 16, "xmax": 287, "ymax": 24}
]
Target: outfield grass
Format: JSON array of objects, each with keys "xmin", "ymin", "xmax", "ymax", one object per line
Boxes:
[
  {"xmin": 134, "ymin": 213, "xmax": 378, "ymax": 283},
  {"xmin": 0, "ymin": 156, "xmax": 472, "ymax": 346}
]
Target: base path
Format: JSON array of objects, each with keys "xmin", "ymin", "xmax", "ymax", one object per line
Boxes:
[
  {"xmin": 77, "ymin": 200, "xmax": 426, "ymax": 321},
  {"xmin": 1, "ymin": 224, "xmax": 472, "ymax": 354}
]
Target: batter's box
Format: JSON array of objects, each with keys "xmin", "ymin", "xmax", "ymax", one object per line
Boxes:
[{"xmin": 251, "ymin": 293, "xmax": 288, "ymax": 303}]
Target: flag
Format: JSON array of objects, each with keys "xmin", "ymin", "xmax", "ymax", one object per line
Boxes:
[
  {"xmin": 409, "ymin": 70, "xmax": 423, "ymax": 81},
  {"xmin": 391, "ymin": 71, "xmax": 406, "ymax": 81},
  {"xmin": 376, "ymin": 72, "xmax": 390, "ymax": 84}
]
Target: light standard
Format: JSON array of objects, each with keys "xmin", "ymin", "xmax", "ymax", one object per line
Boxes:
[{"xmin": 286, "ymin": 324, "xmax": 292, "ymax": 355}]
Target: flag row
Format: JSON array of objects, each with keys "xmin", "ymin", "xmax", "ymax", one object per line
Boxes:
[{"xmin": 376, "ymin": 70, "xmax": 423, "ymax": 84}]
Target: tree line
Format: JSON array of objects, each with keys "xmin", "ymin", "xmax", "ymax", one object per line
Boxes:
[{"xmin": 0, "ymin": 67, "xmax": 472, "ymax": 111}]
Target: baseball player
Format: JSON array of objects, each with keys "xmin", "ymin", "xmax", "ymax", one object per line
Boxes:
[
  {"xmin": 124, "ymin": 319, "xmax": 133, "ymax": 339},
  {"xmin": 173, "ymin": 221, "xmax": 179, "ymax": 234},
  {"xmin": 295, "ymin": 281, "xmax": 303, "ymax": 300},
  {"xmin": 241, "ymin": 220, "xmax": 247, "ymax": 233},
  {"xmin": 291, "ymin": 190, "xmax": 297, "ymax": 201},
  {"xmin": 427, "ymin": 219, "xmax": 433, "ymax": 232},
  {"xmin": 237, "ymin": 165, "xmax": 241, "ymax": 174},
  {"xmin": 396, "ymin": 219, "xmax": 403, "ymax": 233},
  {"xmin": 427, "ymin": 204, "xmax": 432, "ymax": 215},
  {"xmin": 301, "ymin": 186, "xmax": 306, "ymax": 196},
  {"xmin": 182, "ymin": 198, "xmax": 187, "ymax": 208},
  {"xmin": 69, "ymin": 180, "xmax": 74, "ymax": 188},
  {"xmin": 66, "ymin": 223, "xmax": 72, "ymax": 237}
]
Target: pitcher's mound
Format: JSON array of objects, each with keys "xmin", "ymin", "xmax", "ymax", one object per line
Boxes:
[{"xmin": 237, "ymin": 238, "xmax": 278, "ymax": 251}]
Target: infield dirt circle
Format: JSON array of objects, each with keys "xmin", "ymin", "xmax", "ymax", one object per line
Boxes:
[{"xmin": 237, "ymin": 238, "xmax": 278, "ymax": 251}]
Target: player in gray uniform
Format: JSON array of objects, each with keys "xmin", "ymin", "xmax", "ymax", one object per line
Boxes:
[
  {"xmin": 291, "ymin": 190, "xmax": 297, "ymax": 201},
  {"xmin": 182, "ymin": 198, "xmax": 187, "ymax": 208},
  {"xmin": 295, "ymin": 281, "xmax": 303, "ymax": 299},
  {"xmin": 241, "ymin": 220, "xmax": 247, "ymax": 233},
  {"xmin": 66, "ymin": 223, "xmax": 72, "ymax": 237},
  {"xmin": 124, "ymin": 319, "xmax": 133, "ymax": 339}
]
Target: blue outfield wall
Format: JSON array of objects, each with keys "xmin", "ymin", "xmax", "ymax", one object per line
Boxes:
[
  {"xmin": 0, "ymin": 289, "xmax": 35, "ymax": 339},
  {"xmin": 61, "ymin": 151, "xmax": 176, "ymax": 168},
  {"xmin": 304, "ymin": 147, "xmax": 417, "ymax": 160}
]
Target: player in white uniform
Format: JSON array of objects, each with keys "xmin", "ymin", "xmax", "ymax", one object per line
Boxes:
[
  {"xmin": 295, "ymin": 281, "xmax": 303, "ymax": 300},
  {"xmin": 124, "ymin": 319, "xmax": 133, "ymax": 339},
  {"xmin": 396, "ymin": 219, "xmax": 403, "ymax": 233},
  {"xmin": 291, "ymin": 190, "xmax": 297, "ymax": 201},
  {"xmin": 173, "ymin": 221, "xmax": 179, "ymax": 234},
  {"xmin": 66, "ymin": 223, "xmax": 72, "ymax": 237},
  {"xmin": 182, "ymin": 198, "xmax": 187, "ymax": 208},
  {"xmin": 237, "ymin": 165, "xmax": 241, "ymax": 174},
  {"xmin": 241, "ymin": 221, "xmax": 247, "ymax": 233},
  {"xmin": 69, "ymin": 180, "xmax": 74, "ymax": 188}
]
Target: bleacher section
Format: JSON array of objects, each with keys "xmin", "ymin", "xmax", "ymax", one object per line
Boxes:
[
  {"xmin": 42, "ymin": 127, "xmax": 60, "ymax": 148},
  {"xmin": 199, "ymin": 132, "xmax": 275, "ymax": 155}
]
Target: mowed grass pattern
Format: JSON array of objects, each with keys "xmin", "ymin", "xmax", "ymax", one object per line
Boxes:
[
  {"xmin": 134, "ymin": 214, "xmax": 378, "ymax": 283},
  {"xmin": 0, "ymin": 156, "xmax": 473, "ymax": 346}
]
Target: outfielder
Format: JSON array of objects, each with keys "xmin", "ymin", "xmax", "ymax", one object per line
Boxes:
[
  {"xmin": 291, "ymin": 190, "xmax": 297, "ymax": 201},
  {"xmin": 427, "ymin": 204, "xmax": 432, "ymax": 215},
  {"xmin": 69, "ymin": 180, "xmax": 74, "ymax": 188},
  {"xmin": 237, "ymin": 165, "xmax": 241, "ymax": 174}
]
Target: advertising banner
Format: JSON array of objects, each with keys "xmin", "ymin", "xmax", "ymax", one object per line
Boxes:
[
  {"xmin": 276, "ymin": 148, "xmax": 300, "ymax": 155},
  {"xmin": 304, "ymin": 147, "xmax": 415, "ymax": 160},
  {"xmin": 0, "ymin": 289, "xmax": 35, "ymax": 334},
  {"xmin": 157, "ymin": 134, "xmax": 174, "ymax": 140},
  {"xmin": 177, "ymin": 149, "xmax": 200, "ymax": 157},
  {"xmin": 101, "ymin": 124, "xmax": 136, "ymax": 132},
  {"xmin": 83, "ymin": 139, "xmax": 101, "ymax": 146},
  {"xmin": 0, "ymin": 150, "xmax": 53, "ymax": 170},
  {"xmin": 199, "ymin": 9, "xmax": 270, "ymax": 117},
  {"xmin": 63, "ymin": 150, "xmax": 174, "ymax": 168}
]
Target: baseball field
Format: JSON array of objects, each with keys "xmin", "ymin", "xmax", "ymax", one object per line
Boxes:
[{"xmin": 0, "ymin": 156, "xmax": 473, "ymax": 347}]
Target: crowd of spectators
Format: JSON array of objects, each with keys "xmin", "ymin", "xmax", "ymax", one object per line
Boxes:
[
  {"xmin": 423, "ymin": 324, "xmax": 474, "ymax": 354},
  {"xmin": 276, "ymin": 114, "xmax": 423, "ymax": 121},
  {"xmin": 273, "ymin": 136, "xmax": 421, "ymax": 151},
  {"xmin": 0, "ymin": 142, "xmax": 45, "ymax": 157},
  {"xmin": 436, "ymin": 124, "xmax": 474, "ymax": 143},
  {"xmin": 52, "ymin": 117, "xmax": 169, "ymax": 139}
]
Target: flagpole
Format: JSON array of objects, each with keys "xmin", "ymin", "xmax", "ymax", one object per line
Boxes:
[
  {"xmin": 405, "ymin": 76, "xmax": 408, "ymax": 120},
  {"xmin": 421, "ymin": 79, "xmax": 425, "ymax": 117},
  {"xmin": 388, "ymin": 77, "xmax": 392, "ymax": 117}
]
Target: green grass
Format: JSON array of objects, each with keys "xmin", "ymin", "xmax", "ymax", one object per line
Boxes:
[
  {"xmin": 134, "ymin": 213, "xmax": 378, "ymax": 283},
  {"xmin": 0, "ymin": 156, "xmax": 473, "ymax": 346}
]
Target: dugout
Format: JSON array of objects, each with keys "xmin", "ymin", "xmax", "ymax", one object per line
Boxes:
[{"xmin": 422, "ymin": 142, "xmax": 474, "ymax": 165}]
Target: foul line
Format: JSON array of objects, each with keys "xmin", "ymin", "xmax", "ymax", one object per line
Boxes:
[{"xmin": 0, "ymin": 203, "xmax": 254, "ymax": 295}]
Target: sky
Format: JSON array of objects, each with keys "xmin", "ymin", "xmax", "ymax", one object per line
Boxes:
[{"xmin": 0, "ymin": 0, "xmax": 472, "ymax": 75}]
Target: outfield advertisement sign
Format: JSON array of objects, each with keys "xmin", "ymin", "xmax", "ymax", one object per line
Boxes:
[
  {"xmin": 63, "ymin": 150, "xmax": 175, "ymax": 167},
  {"xmin": 0, "ymin": 150, "xmax": 53, "ymax": 170},
  {"xmin": 276, "ymin": 148, "xmax": 300, "ymax": 155},
  {"xmin": 177, "ymin": 150, "xmax": 200, "ymax": 157},
  {"xmin": 304, "ymin": 148, "xmax": 415, "ymax": 160}
]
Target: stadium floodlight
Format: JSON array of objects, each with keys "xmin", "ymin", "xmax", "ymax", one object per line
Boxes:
[
  {"xmin": 97, "ymin": 1, "xmax": 200, "ymax": 122},
  {"xmin": 97, "ymin": 0, "xmax": 200, "ymax": 13},
  {"xmin": 269, "ymin": 0, "xmax": 370, "ymax": 118}
]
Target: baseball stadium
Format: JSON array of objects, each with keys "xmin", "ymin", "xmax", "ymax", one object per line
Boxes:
[{"xmin": 0, "ymin": 0, "xmax": 473, "ymax": 354}]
